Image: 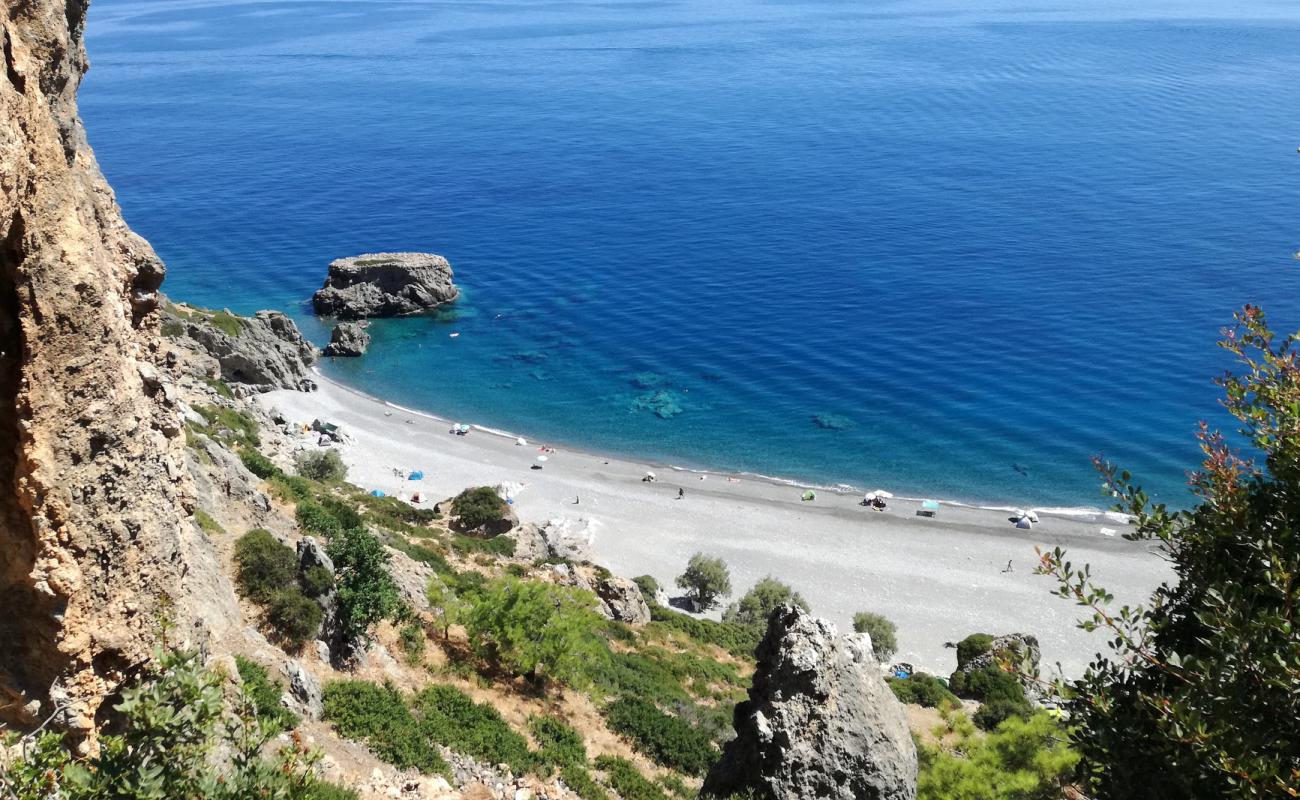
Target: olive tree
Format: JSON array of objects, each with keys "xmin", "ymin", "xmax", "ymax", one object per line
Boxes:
[{"xmin": 675, "ymin": 552, "xmax": 732, "ymax": 611}]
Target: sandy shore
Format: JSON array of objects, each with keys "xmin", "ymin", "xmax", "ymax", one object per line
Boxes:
[{"xmin": 258, "ymin": 375, "xmax": 1167, "ymax": 678}]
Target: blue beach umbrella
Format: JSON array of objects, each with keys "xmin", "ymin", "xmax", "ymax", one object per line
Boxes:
[
  {"xmin": 408, "ymin": 470, "xmax": 425, "ymax": 480},
  {"xmin": 370, "ymin": 489, "xmax": 386, "ymax": 497}
]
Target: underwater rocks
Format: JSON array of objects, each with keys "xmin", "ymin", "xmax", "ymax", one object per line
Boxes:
[
  {"xmin": 312, "ymin": 252, "xmax": 459, "ymax": 320},
  {"xmin": 631, "ymin": 389, "xmax": 684, "ymax": 419},
  {"xmin": 323, "ymin": 322, "xmax": 370, "ymax": 357},
  {"xmin": 812, "ymin": 413, "xmax": 855, "ymax": 431}
]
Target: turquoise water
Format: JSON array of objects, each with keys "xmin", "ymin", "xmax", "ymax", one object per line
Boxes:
[{"xmin": 81, "ymin": 0, "xmax": 1300, "ymax": 508}]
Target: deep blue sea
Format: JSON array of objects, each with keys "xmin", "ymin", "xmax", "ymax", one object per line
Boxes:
[{"xmin": 81, "ymin": 0, "xmax": 1300, "ymax": 508}]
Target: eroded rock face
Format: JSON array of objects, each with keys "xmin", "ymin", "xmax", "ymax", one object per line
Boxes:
[
  {"xmin": 0, "ymin": 0, "xmax": 218, "ymax": 747},
  {"xmin": 177, "ymin": 308, "xmax": 319, "ymax": 392},
  {"xmin": 703, "ymin": 605, "xmax": 917, "ymax": 800},
  {"xmin": 312, "ymin": 252, "xmax": 458, "ymax": 320},
  {"xmin": 323, "ymin": 321, "xmax": 370, "ymax": 357}
]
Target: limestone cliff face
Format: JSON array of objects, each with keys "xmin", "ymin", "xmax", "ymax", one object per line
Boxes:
[{"xmin": 0, "ymin": 0, "xmax": 202, "ymax": 747}]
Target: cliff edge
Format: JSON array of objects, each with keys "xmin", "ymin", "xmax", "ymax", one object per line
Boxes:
[{"xmin": 0, "ymin": 0, "xmax": 214, "ymax": 749}]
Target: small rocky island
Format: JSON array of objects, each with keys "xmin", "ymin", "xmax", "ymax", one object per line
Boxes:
[{"xmin": 313, "ymin": 252, "xmax": 459, "ymax": 320}]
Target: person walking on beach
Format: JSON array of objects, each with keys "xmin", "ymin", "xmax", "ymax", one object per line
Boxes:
[
  {"xmin": 574, "ymin": 496, "xmax": 580, "ymax": 505},
  {"xmin": 1002, "ymin": 559, "xmax": 1013, "ymax": 573},
  {"xmin": 678, "ymin": 488, "xmax": 685, "ymax": 500}
]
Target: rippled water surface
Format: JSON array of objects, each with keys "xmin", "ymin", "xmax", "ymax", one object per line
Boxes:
[{"xmin": 82, "ymin": 0, "xmax": 1300, "ymax": 506}]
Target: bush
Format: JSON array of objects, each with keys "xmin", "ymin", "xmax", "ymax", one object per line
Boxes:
[
  {"xmin": 235, "ymin": 655, "xmax": 300, "ymax": 733},
  {"xmin": 266, "ymin": 589, "xmax": 324, "ymax": 648},
  {"xmin": 193, "ymin": 404, "xmax": 260, "ymax": 448},
  {"xmin": 306, "ymin": 783, "xmax": 360, "ymax": 800},
  {"xmin": 604, "ymin": 696, "xmax": 718, "ymax": 776},
  {"xmin": 950, "ymin": 664, "xmax": 1024, "ymax": 704},
  {"xmin": 234, "ymin": 529, "xmax": 298, "ymax": 603},
  {"xmin": 296, "ymin": 449, "xmax": 347, "ymax": 482},
  {"xmin": 328, "ymin": 527, "xmax": 401, "ymax": 649},
  {"xmin": 464, "ymin": 578, "xmax": 607, "ymax": 689},
  {"xmin": 301, "ymin": 565, "xmax": 335, "ymax": 597},
  {"xmin": 269, "ymin": 474, "xmax": 317, "ymax": 503},
  {"xmin": 918, "ymin": 710, "xmax": 1078, "ymax": 799},
  {"xmin": 297, "ymin": 501, "xmax": 343, "ymax": 538},
  {"xmin": 633, "ymin": 575, "xmax": 661, "ymax": 602},
  {"xmin": 675, "ymin": 553, "xmax": 731, "ymax": 611},
  {"xmin": 972, "ymin": 697, "xmax": 1031, "ymax": 731},
  {"xmin": 593, "ymin": 756, "xmax": 667, "ymax": 800},
  {"xmin": 194, "ymin": 508, "xmax": 225, "ymax": 535},
  {"xmin": 887, "ymin": 673, "xmax": 957, "ymax": 708},
  {"xmin": 322, "ymin": 681, "xmax": 449, "ymax": 775},
  {"xmin": 955, "ymin": 633, "xmax": 995, "ymax": 668},
  {"xmin": 240, "ymin": 448, "xmax": 280, "ymax": 479},
  {"xmin": 530, "ymin": 716, "xmax": 587, "ymax": 769},
  {"xmin": 722, "ymin": 576, "xmax": 808, "ymax": 627},
  {"xmin": 399, "ymin": 621, "xmax": 426, "ymax": 665},
  {"xmin": 451, "ymin": 486, "xmax": 508, "ymax": 529},
  {"xmin": 647, "ymin": 605, "xmax": 762, "ymax": 659},
  {"xmin": 852, "ymin": 611, "xmax": 898, "ymax": 661},
  {"xmin": 450, "ymin": 532, "xmax": 517, "ymax": 557},
  {"xmin": 560, "ymin": 764, "xmax": 610, "ymax": 800},
  {"xmin": 321, "ymin": 496, "xmax": 364, "ymax": 530},
  {"xmin": 412, "ymin": 684, "xmax": 534, "ymax": 774}
]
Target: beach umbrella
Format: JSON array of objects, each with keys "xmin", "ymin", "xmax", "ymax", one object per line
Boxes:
[
  {"xmin": 536, "ymin": 455, "xmax": 549, "ymax": 463},
  {"xmin": 408, "ymin": 470, "xmax": 424, "ymax": 481},
  {"xmin": 871, "ymin": 489, "xmax": 895, "ymax": 499},
  {"xmin": 1013, "ymin": 508, "xmax": 1026, "ymax": 518},
  {"xmin": 370, "ymin": 489, "xmax": 386, "ymax": 497},
  {"xmin": 645, "ymin": 471, "xmax": 656, "ymax": 479},
  {"xmin": 459, "ymin": 424, "xmax": 471, "ymax": 433},
  {"xmin": 1025, "ymin": 509, "xmax": 1040, "ymax": 523},
  {"xmin": 516, "ymin": 437, "xmax": 527, "ymax": 446},
  {"xmin": 922, "ymin": 500, "xmax": 940, "ymax": 511}
]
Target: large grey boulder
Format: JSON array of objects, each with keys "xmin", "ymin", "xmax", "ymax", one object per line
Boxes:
[
  {"xmin": 592, "ymin": 574, "xmax": 651, "ymax": 625},
  {"xmin": 180, "ymin": 309, "xmax": 318, "ymax": 392},
  {"xmin": 312, "ymin": 252, "xmax": 458, "ymax": 320},
  {"xmin": 703, "ymin": 605, "xmax": 917, "ymax": 800},
  {"xmin": 285, "ymin": 660, "xmax": 322, "ymax": 720},
  {"xmin": 323, "ymin": 322, "xmax": 371, "ymax": 357}
]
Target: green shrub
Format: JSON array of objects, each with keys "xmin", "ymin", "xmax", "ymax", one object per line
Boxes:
[
  {"xmin": 593, "ymin": 756, "xmax": 667, "ymax": 800},
  {"xmin": 887, "ymin": 673, "xmax": 957, "ymax": 708},
  {"xmin": 296, "ymin": 449, "xmax": 348, "ymax": 482},
  {"xmin": 675, "ymin": 553, "xmax": 731, "ymax": 611},
  {"xmin": 399, "ymin": 621, "xmax": 426, "ymax": 665},
  {"xmin": 560, "ymin": 764, "xmax": 610, "ymax": 800},
  {"xmin": 266, "ymin": 589, "xmax": 324, "ymax": 648},
  {"xmin": 322, "ymin": 681, "xmax": 449, "ymax": 775},
  {"xmin": 464, "ymin": 578, "xmax": 607, "ymax": 689},
  {"xmin": 451, "ymin": 486, "xmax": 508, "ymax": 529},
  {"xmin": 955, "ymin": 633, "xmax": 995, "ymax": 668},
  {"xmin": 297, "ymin": 501, "xmax": 343, "ymax": 538},
  {"xmin": 194, "ymin": 509, "xmax": 225, "ymax": 535},
  {"xmin": 451, "ymin": 532, "xmax": 517, "ymax": 557},
  {"xmin": 321, "ymin": 496, "xmax": 364, "ymax": 530},
  {"xmin": 234, "ymin": 529, "xmax": 297, "ymax": 603},
  {"xmin": 301, "ymin": 565, "xmax": 335, "ymax": 597},
  {"xmin": 852, "ymin": 611, "xmax": 898, "ymax": 661},
  {"xmin": 355, "ymin": 491, "xmax": 441, "ymax": 534},
  {"xmin": 648, "ymin": 605, "xmax": 761, "ymax": 659},
  {"xmin": 411, "ymin": 684, "xmax": 534, "ymax": 774},
  {"xmin": 328, "ymin": 526, "xmax": 401, "ymax": 649},
  {"xmin": 918, "ymin": 710, "xmax": 1078, "ymax": 799},
  {"xmin": 161, "ymin": 318, "xmax": 185, "ymax": 338},
  {"xmin": 240, "ymin": 448, "xmax": 280, "ymax": 479},
  {"xmin": 722, "ymin": 576, "xmax": 808, "ymax": 627},
  {"xmin": 306, "ymin": 783, "xmax": 360, "ymax": 800},
  {"xmin": 972, "ymin": 697, "xmax": 1032, "ymax": 731},
  {"xmin": 234, "ymin": 655, "xmax": 299, "ymax": 733},
  {"xmin": 633, "ymin": 575, "xmax": 661, "ymax": 602},
  {"xmin": 604, "ymin": 696, "xmax": 717, "ymax": 776},
  {"xmin": 193, "ymin": 404, "xmax": 260, "ymax": 448},
  {"xmin": 209, "ymin": 310, "xmax": 244, "ymax": 337},
  {"xmin": 530, "ymin": 715, "xmax": 587, "ymax": 769},
  {"xmin": 387, "ymin": 535, "xmax": 454, "ymax": 575},
  {"xmin": 950, "ymin": 664, "xmax": 1024, "ymax": 704},
  {"xmin": 201, "ymin": 376, "xmax": 235, "ymax": 399},
  {"xmin": 269, "ymin": 474, "xmax": 317, "ymax": 503}
]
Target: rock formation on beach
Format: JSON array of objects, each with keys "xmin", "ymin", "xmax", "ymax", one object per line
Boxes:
[
  {"xmin": 703, "ymin": 604, "xmax": 918, "ymax": 800},
  {"xmin": 324, "ymin": 321, "xmax": 371, "ymax": 357},
  {"xmin": 0, "ymin": 0, "xmax": 220, "ymax": 748},
  {"xmin": 313, "ymin": 252, "xmax": 458, "ymax": 320}
]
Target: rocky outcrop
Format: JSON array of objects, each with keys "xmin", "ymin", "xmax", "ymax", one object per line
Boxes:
[
  {"xmin": 312, "ymin": 252, "xmax": 458, "ymax": 320},
  {"xmin": 323, "ymin": 321, "xmax": 371, "ymax": 357},
  {"xmin": 0, "ymin": 0, "xmax": 231, "ymax": 749},
  {"xmin": 173, "ymin": 306, "xmax": 318, "ymax": 392},
  {"xmin": 703, "ymin": 605, "xmax": 917, "ymax": 800},
  {"xmin": 549, "ymin": 563, "xmax": 651, "ymax": 626},
  {"xmin": 952, "ymin": 633, "xmax": 1042, "ymax": 700},
  {"xmin": 286, "ymin": 660, "xmax": 323, "ymax": 720}
]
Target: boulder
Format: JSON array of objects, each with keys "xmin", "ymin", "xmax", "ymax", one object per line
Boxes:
[
  {"xmin": 703, "ymin": 605, "xmax": 917, "ymax": 800},
  {"xmin": 323, "ymin": 322, "xmax": 371, "ymax": 357},
  {"xmin": 506, "ymin": 523, "xmax": 548, "ymax": 563},
  {"xmin": 952, "ymin": 633, "xmax": 1041, "ymax": 700},
  {"xmin": 312, "ymin": 252, "xmax": 458, "ymax": 320},
  {"xmin": 592, "ymin": 574, "xmax": 651, "ymax": 625},
  {"xmin": 285, "ymin": 660, "xmax": 322, "ymax": 719},
  {"xmin": 180, "ymin": 309, "xmax": 318, "ymax": 392},
  {"xmin": 537, "ymin": 517, "xmax": 597, "ymax": 563}
]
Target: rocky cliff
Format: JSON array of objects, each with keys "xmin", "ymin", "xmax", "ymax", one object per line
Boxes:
[{"xmin": 0, "ymin": 0, "xmax": 220, "ymax": 749}]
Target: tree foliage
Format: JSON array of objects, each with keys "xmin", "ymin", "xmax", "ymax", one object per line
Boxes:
[
  {"xmin": 852, "ymin": 611, "xmax": 898, "ymax": 661},
  {"xmin": 918, "ymin": 710, "xmax": 1079, "ymax": 800},
  {"xmin": 451, "ymin": 486, "xmax": 508, "ymax": 529},
  {"xmin": 1037, "ymin": 306, "xmax": 1300, "ymax": 798},
  {"xmin": 463, "ymin": 578, "xmax": 608, "ymax": 689},
  {"xmin": 675, "ymin": 553, "xmax": 731, "ymax": 611},
  {"xmin": 295, "ymin": 449, "xmax": 347, "ymax": 482},
  {"xmin": 722, "ymin": 576, "xmax": 808, "ymax": 627},
  {"xmin": 328, "ymin": 526, "xmax": 401, "ymax": 650}
]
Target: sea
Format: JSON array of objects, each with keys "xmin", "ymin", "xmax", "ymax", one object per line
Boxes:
[{"xmin": 80, "ymin": 0, "xmax": 1300, "ymax": 510}]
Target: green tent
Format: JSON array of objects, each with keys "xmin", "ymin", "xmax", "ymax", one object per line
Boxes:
[{"xmin": 801, "ymin": 490, "xmax": 816, "ymax": 501}]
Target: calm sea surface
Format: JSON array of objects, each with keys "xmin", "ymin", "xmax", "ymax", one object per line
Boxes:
[{"xmin": 81, "ymin": 0, "xmax": 1300, "ymax": 508}]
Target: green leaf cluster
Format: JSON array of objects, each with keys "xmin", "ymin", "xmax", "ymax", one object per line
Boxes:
[
  {"xmin": 852, "ymin": 611, "xmax": 899, "ymax": 661},
  {"xmin": 722, "ymin": 576, "xmax": 808, "ymax": 628},
  {"xmin": 675, "ymin": 553, "xmax": 731, "ymax": 611}
]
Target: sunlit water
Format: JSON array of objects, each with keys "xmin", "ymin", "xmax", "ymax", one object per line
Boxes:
[{"xmin": 81, "ymin": 0, "xmax": 1300, "ymax": 508}]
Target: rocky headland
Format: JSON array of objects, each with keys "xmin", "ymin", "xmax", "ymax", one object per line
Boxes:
[{"xmin": 313, "ymin": 252, "xmax": 459, "ymax": 320}]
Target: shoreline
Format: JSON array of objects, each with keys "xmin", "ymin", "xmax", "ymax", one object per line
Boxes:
[
  {"xmin": 259, "ymin": 372, "xmax": 1166, "ymax": 678},
  {"xmin": 317, "ymin": 368, "xmax": 1129, "ymax": 524}
]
